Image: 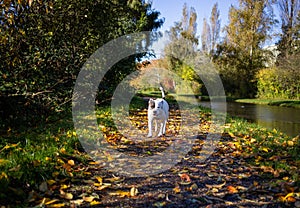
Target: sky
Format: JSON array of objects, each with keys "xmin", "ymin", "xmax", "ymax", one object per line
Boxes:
[
  {"xmin": 149, "ymin": 0, "xmax": 280, "ymax": 55},
  {"xmin": 148, "ymin": 0, "xmax": 239, "ymax": 57},
  {"xmin": 151, "ymin": 0, "xmax": 239, "ymax": 36}
]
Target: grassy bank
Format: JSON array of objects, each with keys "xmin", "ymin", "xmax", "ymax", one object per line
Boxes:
[
  {"xmin": 236, "ymin": 98, "xmax": 300, "ymax": 108},
  {"xmin": 0, "ymin": 93, "xmax": 299, "ymax": 206},
  {"xmin": 0, "ymin": 114, "xmax": 86, "ymax": 205}
]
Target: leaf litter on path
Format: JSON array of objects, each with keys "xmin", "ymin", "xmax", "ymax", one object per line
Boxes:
[{"xmin": 26, "ymin": 106, "xmax": 299, "ymax": 207}]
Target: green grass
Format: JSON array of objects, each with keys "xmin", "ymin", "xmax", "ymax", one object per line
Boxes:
[
  {"xmin": 236, "ymin": 98, "xmax": 300, "ymax": 108},
  {"xmin": 224, "ymin": 116, "xmax": 300, "ymax": 183},
  {"xmin": 0, "ymin": 113, "xmax": 85, "ymax": 204}
]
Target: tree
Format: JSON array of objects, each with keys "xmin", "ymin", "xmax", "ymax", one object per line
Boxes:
[
  {"xmin": 201, "ymin": 18, "xmax": 211, "ymax": 54},
  {"xmin": 210, "ymin": 3, "xmax": 221, "ymax": 54},
  {"xmin": 0, "ymin": 0, "xmax": 163, "ymax": 128},
  {"xmin": 163, "ymin": 3, "xmax": 201, "ymax": 93},
  {"xmin": 277, "ymin": 0, "xmax": 300, "ymax": 58},
  {"xmin": 164, "ymin": 3, "xmax": 198, "ymax": 67},
  {"xmin": 201, "ymin": 3, "xmax": 220, "ymax": 56},
  {"xmin": 215, "ymin": 0, "xmax": 275, "ymax": 97}
]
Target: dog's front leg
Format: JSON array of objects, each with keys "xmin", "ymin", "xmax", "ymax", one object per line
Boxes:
[
  {"xmin": 147, "ymin": 118, "xmax": 153, "ymax": 137},
  {"xmin": 157, "ymin": 121, "xmax": 165, "ymax": 137},
  {"xmin": 162, "ymin": 119, "xmax": 167, "ymax": 135}
]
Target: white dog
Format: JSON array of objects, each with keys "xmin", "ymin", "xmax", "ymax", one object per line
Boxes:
[{"xmin": 147, "ymin": 87, "xmax": 169, "ymax": 137}]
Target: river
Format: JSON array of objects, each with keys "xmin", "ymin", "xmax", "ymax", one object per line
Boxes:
[{"xmin": 199, "ymin": 101, "xmax": 300, "ymax": 137}]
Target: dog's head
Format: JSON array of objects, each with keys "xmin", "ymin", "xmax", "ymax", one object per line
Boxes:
[{"xmin": 148, "ymin": 98, "xmax": 165, "ymax": 117}]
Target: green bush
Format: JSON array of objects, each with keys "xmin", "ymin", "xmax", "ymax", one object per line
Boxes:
[{"xmin": 256, "ymin": 67, "xmax": 300, "ymax": 99}]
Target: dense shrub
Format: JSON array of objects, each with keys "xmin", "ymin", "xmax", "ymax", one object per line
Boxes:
[{"xmin": 256, "ymin": 67, "xmax": 300, "ymax": 99}]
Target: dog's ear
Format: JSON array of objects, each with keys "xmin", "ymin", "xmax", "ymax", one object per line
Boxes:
[{"xmin": 148, "ymin": 99, "xmax": 155, "ymax": 109}]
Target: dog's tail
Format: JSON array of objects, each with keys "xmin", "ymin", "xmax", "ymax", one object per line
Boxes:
[{"xmin": 159, "ymin": 86, "xmax": 165, "ymax": 99}]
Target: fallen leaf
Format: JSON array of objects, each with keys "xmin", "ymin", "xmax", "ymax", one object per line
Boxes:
[
  {"xmin": 60, "ymin": 184, "xmax": 69, "ymax": 189},
  {"xmin": 286, "ymin": 196, "xmax": 296, "ymax": 202},
  {"xmin": 205, "ymin": 180, "xmax": 226, "ymax": 189},
  {"xmin": 173, "ymin": 186, "xmax": 181, "ymax": 194},
  {"xmin": 90, "ymin": 200, "xmax": 101, "ymax": 205},
  {"xmin": 253, "ymin": 181, "xmax": 258, "ymax": 187},
  {"xmin": 227, "ymin": 185, "xmax": 238, "ymax": 194},
  {"xmin": 96, "ymin": 183, "xmax": 111, "ymax": 190},
  {"xmin": 45, "ymin": 199, "xmax": 59, "ymax": 205},
  {"xmin": 179, "ymin": 173, "xmax": 191, "ymax": 184},
  {"xmin": 1, "ymin": 143, "xmax": 19, "ymax": 151},
  {"xmin": 95, "ymin": 176, "xmax": 103, "ymax": 185},
  {"xmin": 68, "ymin": 160, "xmax": 75, "ymax": 166},
  {"xmin": 228, "ymin": 132, "xmax": 235, "ymax": 138},
  {"xmin": 70, "ymin": 199, "xmax": 84, "ymax": 206},
  {"xmin": 108, "ymin": 190, "xmax": 131, "ymax": 197},
  {"xmin": 0, "ymin": 159, "xmax": 10, "ymax": 165},
  {"xmin": 83, "ymin": 196, "xmax": 95, "ymax": 202},
  {"xmin": 47, "ymin": 179, "xmax": 56, "ymax": 186},
  {"xmin": 130, "ymin": 187, "xmax": 138, "ymax": 197},
  {"xmin": 48, "ymin": 203, "xmax": 66, "ymax": 208},
  {"xmin": 287, "ymin": 140, "xmax": 294, "ymax": 146},
  {"xmin": 60, "ymin": 190, "xmax": 73, "ymax": 200}
]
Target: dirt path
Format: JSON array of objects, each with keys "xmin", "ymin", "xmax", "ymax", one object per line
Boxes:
[
  {"xmin": 26, "ymin": 105, "xmax": 297, "ymax": 207},
  {"xmin": 28, "ymin": 133, "xmax": 292, "ymax": 207}
]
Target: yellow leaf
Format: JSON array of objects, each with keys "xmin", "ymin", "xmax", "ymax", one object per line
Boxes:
[
  {"xmin": 60, "ymin": 190, "xmax": 73, "ymax": 200},
  {"xmin": 83, "ymin": 171, "xmax": 92, "ymax": 175},
  {"xmin": 130, "ymin": 187, "xmax": 138, "ymax": 197},
  {"xmin": 173, "ymin": 186, "xmax": 181, "ymax": 194},
  {"xmin": 64, "ymin": 193, "xmax": 73, "ymax": 200},
  {"xmin": 262, "ymin": 147, "xmax": 269, "ymax": 152},
  {"xmin": 0, "ymin": 172, "xmax": 8, "ymax": 180},
  {"xmin": 45, "ymin": 157, "xmax": 52, "ymax": 161},
  {"xmin": 228, "ymin": 132, "xmax": 235, "ymax": 138},
  {"xmin": 59, "ymin": 148, "xmax": 67, "ymax": 154},
  {"xmin": 90, "ymin": 200, "xmax": 101, "ymax": 205},
  {"xmin": 67, "ymin": 160, "xmax": 75, "ymax": 166},
  {"xmin": 45, "ymin": 199, "xmax": 59, "ymax": 205},
  {"xmin": 70, "ymin": 199, "xmax": 83, "ymax": 206},
  {"xmin": 52, "ymin": 171, "xmax": 60, "ymax": 177},
  {"xmin": 284, "ymin": 192, "xmax": 294, "ymax": 200},
  {"xmin": 95, "ymin": 176, "xmax": 103, "ymax": 184},
  {"xmin": 287, "ymin": 141, "xmax": 294, "ymax": 146},
  {"xmin": 89, "ymin": 161, "xmax": 100, "ymax": 165},
  {"xmin": 57, "ymin": 158, "xmax": 64, "ymax": 164},
  {"xmin": 1, "ymin": 143, "xmax": 18, "ymax": 151},
  {"xmin": 48, "ymin": 203, "xmax": 65, "ymax": 207},
  {"xmin": 0, "ymin": 159, "xmax": 10, "ymax": 165},
  {"xmin": 60, "ymin": 184, "xmax": 68, "ymax": 189},
  {"xmin": 47, "ymin": 179, "xmax": 56, "ymax": 186},
  {"xmin": 109, "ymin": 190, "xmax": 131, "ymax": 197},
  {"xmin": 96, "ymin": 183, "xmax": 111, "ymax": 191},
  {"xmin": 83, "ymin": 196, "xmax": 95, "ymax": 202}
]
